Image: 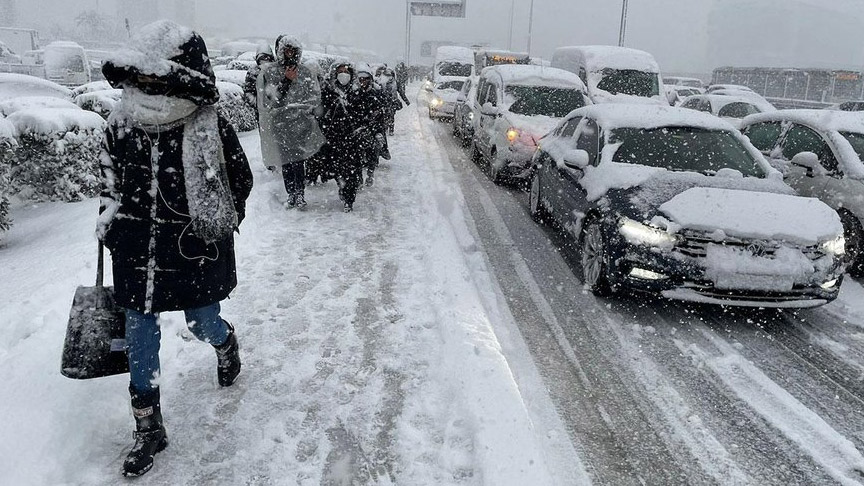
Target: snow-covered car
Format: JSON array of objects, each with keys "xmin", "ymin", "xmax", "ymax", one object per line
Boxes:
[
  {"xmin": 740, "ymin": 109, "xmax": 864, "ymax": 276},
  {"xmin": 43, "ymin": 41, "xmax": 91, "ymax": 87},
  {"xmin": 528, "ymin": 104, "xmax": 845, "ymax": 307},
  {"xmin": 664, "ymin": 76, "xmax": 705, "ymax": 90},
  {"xmin": 451, "ymin": 76, "xmax": 477, "ymax": 146},
  {"xmin": 215, "ymin": 69, "xmax": 247, "ymax": 87},
  {"xmin": 664, "ymin": 85, "xmax": 702, "ymax": 106},
  {"xmin": 0, "ymin": 96, "xmax": 80, "ymax": 116},
  {"xmin": 707, "ymin": 84, "xmax": 754, "ymax": 93},
  {"xmin": 679, "ymin": 94, "xmax": 764, "ymax": 128},
  {"xmin": 710, "ymin": 88, "xmax": 775, "ymax": 113},
  {"xmin": 472, "ymin": 65, "xmax": 589, "ymax": 184},
  {"xmin": 551, "ymin": 45, "xmax": 666, "ymax": 105},
  {"xmin": 428, "ymin": 79, "xmax": 466, "ymax": 120},
  {"xmin": 0, "ymin": 73, "xmax": 71, "ymax": 101},
  {"xmin": 70, "ymin": 80, "xmax": 113, "ymax": 97},
  {"xmin": 828, "ymin": 100, "xmax": 864, "ymax": 112}
]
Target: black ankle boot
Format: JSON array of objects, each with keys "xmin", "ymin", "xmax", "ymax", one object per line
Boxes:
[
  {"xmin": 215, "ymin": 321, "xmax": 241, "ymax": 387},
  {"xmin": 123, "ymin": 387, "xmax": 168, "ymax": 477}
]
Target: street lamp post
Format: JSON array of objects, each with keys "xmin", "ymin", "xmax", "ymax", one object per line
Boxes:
[
  {"xmin": 527, "ymin": 0, "xmax": 536, "ymax": 56},
  {"xmin": 405, "ymin": 2, "xmax": 412, "ymax": 64},
  {"xmin": 618, "ymin": 0, "xmax": 629, "ymax": 47},
  {"xmin": 508, "ymin": 0, "xmax": 515, "ymax": 50}
]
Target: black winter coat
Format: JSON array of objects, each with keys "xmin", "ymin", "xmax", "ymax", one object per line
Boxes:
[{"xmin": 100, "ymin": 116, "xmax": 253, "ymax": 313}]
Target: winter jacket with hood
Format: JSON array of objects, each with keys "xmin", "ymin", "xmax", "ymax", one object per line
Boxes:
[
  {"xmin": 98, "ymin": 20, "xmax": 253, "ymax": 314},
  {"xmin": 257, "ymin": 35, "xmax": 325, "ymax": 167},
  {"xmin": 243, "ymin": 47, "xmax": 275, "ymax": 105}
]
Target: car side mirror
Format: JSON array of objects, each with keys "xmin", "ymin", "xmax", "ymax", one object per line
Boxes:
[
  {"xmin": 790, "ymin": 151, "xmax": 826, "ymax": 177},
  {"xmin": 457, "ymin": 93, "xmax": 467, "ymax": 102},
  {"xmin": 563, "ymin": 149, "xmax": 591, "ymax": 169},
  {"xmin": 481, "ymin": 102, "xmax": 499, "ymax": 117}
]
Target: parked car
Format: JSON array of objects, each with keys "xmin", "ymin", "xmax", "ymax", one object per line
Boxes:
[
  {"xmin": 429, "ymin": 79, "xmax": 466, "ymax": 120},
  {"xmin": 740, "ymin": 109, "xmax": 864, "ymax": 276},
  {"xmin": 710, "ymin": 88, "xmax": 776, "ymax": 113},
  {"xmin": 679, "ymin": 94, "xmax": 764, "ymax": 128},
  {"xmin": 529, "ymin": 104, "xmax": 845, "ymax": 307},
  {"xmin": 452, "ymin": 76, "xmax": 478, "ymax": 146},
  {"xmin": 664, "ymin": 85, "xmax": 702, "ymax": 105},
  {"xmin": 828, "ymin": 100, "xmax": 864, "ymax": 112},
  {"xmin": 0, "ymin": 96, "xmax": 79, "ymax": 116},
  {"xmin": 551, "ymin": 45, "xmax": 666, "ymax": 105},
  {"xmin": 471, "ymin": 65, "xmax": 588, "ymax": 184},
  {"xmin": 664, "ymin": 76, "xmax": 705, "ymax": 90},
  {"xmin": 707, "ymin": 84, "xmax": 754, "ymax": 93},
  {"xmin": 0, "ymin": 73, "xmax": 71, "ymax": 101},
  {"xmin": 43, "ymin": 41, "xmax": 91, "ymax": 87}
]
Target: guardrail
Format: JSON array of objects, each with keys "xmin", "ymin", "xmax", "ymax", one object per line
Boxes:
[{"xmin": 765, "ymin": 97, "xmax": 833, "ymax": 110}]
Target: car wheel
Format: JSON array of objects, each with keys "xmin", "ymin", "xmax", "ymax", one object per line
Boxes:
[
  {"xmin": 580, "ymin": 219, "xmax": 615, "ymax": 296},
  {"xmin": 529, "ymin": 171, "xmax": 550, "ymax": 224},
  {"xmin": 840, "ymin": 211, "xmax": 864, "ymax": 277}
]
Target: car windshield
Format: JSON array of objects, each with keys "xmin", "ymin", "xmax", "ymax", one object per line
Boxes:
[
  {"xmin": 841, "ymin": 131, "xmax": 864, "ymax": 160},
  {"xmin": 438, "ymin": 61, "xmax": 472, "ymax": 77},
  {"xmin": 610, "ymin": 126, "xmax": 765, "ymax": 177},
  {"xmin": 717, "ymin": 102, "xmax": 760, "ymax": 118},
  {"xmin": 436, "ymin": 81, "xmax": 464, "ymax": 91},
  {"xmin": 596, "ymin": 69, "xmax": 660, "ymax": 97},
  {"xmin": 505, "ymin": 85, "xmax": 585, "ymax": 117}
]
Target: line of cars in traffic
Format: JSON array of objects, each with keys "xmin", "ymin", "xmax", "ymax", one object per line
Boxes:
[{"xmin": 425, "ymin": 44, "xmax": 863, "ymax": 309}]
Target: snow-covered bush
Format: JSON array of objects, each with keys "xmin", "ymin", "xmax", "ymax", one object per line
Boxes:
[
  {"xmin": 6, "ymin": 108, "xmax": 106, "ymax": 202},
  {"xmin": 74, "ymin": 89, "xmax": 122, "ymax": 119},
  {"xmin": 0, "ymin": 118, "xmax": 16, "ymax": 234},
  {"xmin": 217, "ymin": 82, "xmax": 257, "ymax": 132}
]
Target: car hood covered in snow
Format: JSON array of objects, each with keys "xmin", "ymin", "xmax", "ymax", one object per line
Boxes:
[{"xmin": 658, "ymin": 187, "xmax": 842, "ymax": 245}]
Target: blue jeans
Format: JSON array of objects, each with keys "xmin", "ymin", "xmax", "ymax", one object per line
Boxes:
[{"xmin": 125, "ymin": 302, "xmax": 229, "ymax": 393}]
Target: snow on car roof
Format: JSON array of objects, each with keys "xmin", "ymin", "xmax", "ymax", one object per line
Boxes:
[
  {"xmin": 436, "ymin": 46, "xmax": 474, "ymax": 63},
  {"xmin": 743, "ymin": 109, "xmax": 864, "ymax": 133},
  {"xmin": 569, "ymin": 104, "xmax": 737, "ymax": 132},
  {"xmin": 0, "ymin": 73, "xmax": 72, "ymax": 101},
  {"xmin": 7, "ymin": 108, "xmax": 106, "ymax": 136},
  {"xmin": 0, "ymin": 96, "xmax": 80, "ymax": 117},
  {"xmin": 557, "ymin": 45, "xmax": 660, "ymax": 73},
  {"xmin": 483, "ymin": 65, "xmax": 586, "ymax": 90},
  {"xmin": 692, "ymin": 94, "xmax": 762, "ymax": 111}
]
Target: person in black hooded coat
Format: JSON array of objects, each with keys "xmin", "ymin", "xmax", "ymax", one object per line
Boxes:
[{"xmin": 98, "ymin": 20, "xmax": 253, "ymax": 478}]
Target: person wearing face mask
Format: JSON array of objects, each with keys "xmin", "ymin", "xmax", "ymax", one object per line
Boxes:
[
  {"xmin": 319, "ymin": 62, "xmax": 367, "ymax": 212},
  {"xmin": 257, "ymin": 35, "xmax": 325, "ymax": 209},
  {"xmin": 98, "ymin": 20, "xmax": 253, "ymax": 477},
  {"xmin": 376, "ymin": 66, "xmax": 402, "ymax": 136},
  {"xmin": 242, "ymin": 47, "xmax": 275, "ymax": 116},
  {"xmin": 353, "ymin": 63, "xmax": 387, "ymax": 186}
]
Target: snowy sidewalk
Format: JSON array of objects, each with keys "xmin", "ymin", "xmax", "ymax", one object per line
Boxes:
[{"xmin": 0, "ymin": 104, "xmax": 581, "ymax": 485}]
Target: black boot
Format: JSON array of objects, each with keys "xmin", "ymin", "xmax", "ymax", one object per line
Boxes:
[
  {"xmin": 215, "ymin": 321, "xmax": 241, "ymax": 387},
  {"xmin": 123, "ymin": 387, "xmax": 168, "ymax": 477}
]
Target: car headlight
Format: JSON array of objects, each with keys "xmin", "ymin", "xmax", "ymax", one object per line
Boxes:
[
  {"xmin": 820, "ymin": 235, "xmax": 846, "ymax": 256},
  {"xmin": 430, "ymin": 97, "xmax": 442, "ymax": 107},
  {"xmin": 618, "ymin": 217, "xmax": 677, "ymax": 248},
  {"xmin": 506, "ymin": 128, "xmax": 519, "ymax": 143},
  {"xmin": 467, "ymin": 111, "xmax": 474, "ymax": 120}
]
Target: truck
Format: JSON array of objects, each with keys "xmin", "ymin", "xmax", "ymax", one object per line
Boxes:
[{"xmin": 0, "ymin": 27, "xmax": 40, "ymax": 56}]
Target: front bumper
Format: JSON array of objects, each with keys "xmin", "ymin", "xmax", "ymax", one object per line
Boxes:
[
  {"xmin": 613, "ymin": 240, "xmax": 842, "ymax": 308},
  {"xmin": 430, "ymin": 101, "xmax": 456, "ymax": 117}
]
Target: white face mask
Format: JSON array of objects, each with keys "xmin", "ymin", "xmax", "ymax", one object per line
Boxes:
[
  {"xmin": 122, "ymin": 86, "xmax": 198, "ymax": 125},
  {"xmin": 336, "ymin": 72, "xmax": 351, "ymax": 86}
]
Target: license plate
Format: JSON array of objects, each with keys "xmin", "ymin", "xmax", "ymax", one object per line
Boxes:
[{"xmin": 713, "ymin": 273, "xmax": 794, "ymax": 291}]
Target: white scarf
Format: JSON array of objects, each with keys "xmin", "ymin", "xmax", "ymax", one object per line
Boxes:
[{"xmin": 121, "ymin": 87, "xmax": 198, "ymax": 126}]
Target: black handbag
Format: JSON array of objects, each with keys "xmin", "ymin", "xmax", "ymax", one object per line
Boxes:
[{"xmin": 61, "ymin": 242, "xmax": 129, "ymax": 379}]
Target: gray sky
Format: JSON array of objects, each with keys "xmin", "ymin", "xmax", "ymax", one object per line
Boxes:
[{"xmin": 10, "ymin": 0, "xmax": 864, "ymax": 75}]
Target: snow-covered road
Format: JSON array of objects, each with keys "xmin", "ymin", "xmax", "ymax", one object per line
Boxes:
[
  {"xmin": 5, "ymin": 92, "xmax": 864, "ymax": 485},
  {"xmin": 0, "ymin": 104, "xmax": 585, "ymax": 485}
]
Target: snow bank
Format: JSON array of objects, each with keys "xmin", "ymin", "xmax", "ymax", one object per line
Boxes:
[
  {"xmin": 7, "ymin": 108, "xmax": 106, "ymax": 136},
  {"xmin": 215, "ymin": 69, "xmax": 247, "ymax": 87},
  {"xmin": 0, "ymin": 96, "xmax": 80, "ymax": 116},
  {"xmin": 660, "ymin": 187, "xmax": 842, "ymax": 245},
  {"xmin": 217, "ymin": 81, "xmax": 256, "ymax": 132}
]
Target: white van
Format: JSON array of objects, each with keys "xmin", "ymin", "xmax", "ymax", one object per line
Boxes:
[
  {"xmin": 44, "ymin": 41, "xmax": 90, "ymax": 87},
  {"xmin": 551, "ymin": 45, "xmax": 665, "ymax": 105},
  {"xmin": 433, "ymin": 46, "xmax": 474, "ymax": 83}
]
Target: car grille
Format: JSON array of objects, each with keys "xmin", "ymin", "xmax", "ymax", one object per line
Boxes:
[{"xmin": 675, "ymin": 231, "xmax": 823, "ymax": 260}]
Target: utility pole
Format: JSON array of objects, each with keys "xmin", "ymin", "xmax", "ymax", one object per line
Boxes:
[
  {"xmin": 405, "ymin": 2, "xmax": 412, "ymax": 64},
  {"xmin": 507, "ymin": 0, "xmax": 515, "ymax": 50},
  {"xmin": 618, "ymin": 0, "xmax": 629, "ymax": 47},
  {"xmin": 527, "ymin": 0, "xmax": 536, "ymax": 56}
]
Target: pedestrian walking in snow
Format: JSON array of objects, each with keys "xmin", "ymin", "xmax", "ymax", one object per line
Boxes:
[
  {"xmin": 319, "ymin": 62, "xmax": 366, "ymax": 212},
  {"xmin": 257, "ymin": 35, "xmax": 325, "ymax": 209},
  {"xmin": 376, "ymin": 66, "xmax": 403, "ymax": 136},
  {"xmin": 98, "ymin": 20, "xmax": 253, "ymax": 478},
  {"xmin": 395, "ymin": 61, "xmax": 412, "ymax": 108},
  {"xmin": 354, "ymin": 63, "xmax": 387, "ymax": 186},
  {"xmin": 243, "ymin": 47, "xmax": 275, "ymax": 117}
]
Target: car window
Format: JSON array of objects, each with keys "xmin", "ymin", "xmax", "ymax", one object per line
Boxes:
[
  {"xmin": 575, "ymin": 119, "xmax": 600, "ymax": 165},
  {"xmin": 717, "ymin": 102, "xmax": 760, "ymax": 118},
  {"xmin": 743, "ymin": 121, "xmax": 783, "ymax": 152},
  {"xmin": 681, "ymin": 98, "xmax": 700, "ymax": 110},
  {"xmin": 476, "ymin": 79, "xmax": 487, "ymax": 104},
  {"xmin": 486, "ymin": 83, "xmax": 498, "ymax": 106},
  {"xmin": 505, "ymin": 85, "xmax": 586, "ymax": 117},
  {"xmin": 561, "ymin": 117, "xmax": 582, "ymax": 138},
  {"xmin": 781, "ymin": 124, "xmax": 840, "ymax": 173}
]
